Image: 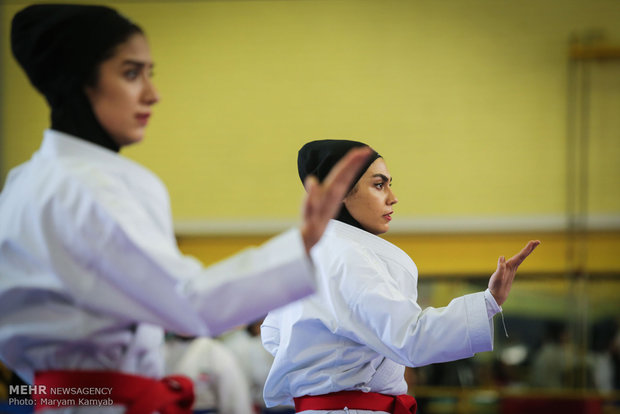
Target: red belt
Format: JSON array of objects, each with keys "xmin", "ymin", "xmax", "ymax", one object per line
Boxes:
[
  {"xmin": 294, "ymin": 390, "xmax": 417, "ymax": 414},
  {"xmin": 34, "ymin": 370, "xmax": 194, "ymax": 414}
]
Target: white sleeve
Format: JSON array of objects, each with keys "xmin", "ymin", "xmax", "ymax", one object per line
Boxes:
[
  {"xmin": 484, "ymin": 288, "xmax": 502, "ymax": 319},
  {"xmin": 48, "ymin": 178, "xmax": 315, "ymax": 337},
  {"xmin": 332, "ymin": 247, "xmax": 494, "ymax": 367}
]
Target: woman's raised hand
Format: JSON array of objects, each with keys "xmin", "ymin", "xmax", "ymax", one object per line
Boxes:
[
  {"xmin": 488, "ymin": 240, "xmax": 540, "ymax": 306},
  {"xmin": 300, "ymin": 147, "xmax": 372, "ymax": 254}
]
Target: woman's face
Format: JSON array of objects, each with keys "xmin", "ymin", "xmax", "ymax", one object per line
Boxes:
[
  {"xmin": 343, "ymin": 158, "xmax": 398, "ymax": 235},
  {"xmin": 85, "ymin": 33, "xmax": 159, "ymax": 147}
]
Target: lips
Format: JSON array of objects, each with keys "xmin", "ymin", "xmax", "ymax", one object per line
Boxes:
[
  {"xmin": 383, "ymin": 212, "xmax": 393, "ymax": 221},
  {"xmin": 136, "ymin": 113, "xmax": 151, "ymax": 126}
]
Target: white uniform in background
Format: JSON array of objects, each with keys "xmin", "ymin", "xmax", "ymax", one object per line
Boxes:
[
  {"xmin": 165, "ymin": 336, "xmax": 253, "ymax": 414},
  {"xmin": 222, "ymin": 329, "xmax": 273, "ymax": 410},
  {"xmin": 262, "ymin": 220, "xmax": 500, "ymax": 411},
  {"xmin": 0, "ymin": 129, "xmax": 315, "ymax": 390}
]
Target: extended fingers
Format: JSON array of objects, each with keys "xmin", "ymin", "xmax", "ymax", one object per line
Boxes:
[
  {"xmin": 508, "ymin": 240, "xmax": 540, "ymax": 268},
  {"xmin": 303, "ymin": 176, "xmax": 320, "ymax": 218},
  {"xmin": 322, "ymin": 147, "xmax": 373, "ymax": 198},
  {"xmin": 304, "ymin": 175, "xmax": 318, "ymax": 193}
]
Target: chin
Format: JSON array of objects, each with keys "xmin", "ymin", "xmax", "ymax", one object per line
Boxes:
[
  {"xmin": 116, "ymin": 134, "xmax": 144, "ymax": 147},
  {"xmin": 371, "ymin": 226, "xmax": 389, "ymax": 235}
]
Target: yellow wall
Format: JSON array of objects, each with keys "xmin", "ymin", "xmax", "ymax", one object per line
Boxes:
[
  {"xmin": 2, "ymin": 0, "xmax": 620, "ymax": 222},
  {"xmin": 1, "ymin": 0, "xmax": 619, "ymax": 278},
  {"xmin": 1, "ymin": 3, "xmax": 619, "ymax": 388}
]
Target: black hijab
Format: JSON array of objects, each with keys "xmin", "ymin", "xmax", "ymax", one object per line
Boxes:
[
  {"xmin": 297, "ymin": 139, "xmax": 381, "ymax": 231},
  {"xmin": 11, "ymin": 4, "xmax": 143, "ymax": 152}
]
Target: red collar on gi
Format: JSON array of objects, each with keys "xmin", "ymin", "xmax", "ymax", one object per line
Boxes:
[
  {"xmin": 34, "ymin": 370, "xmax": 194, "ymax": 414},
  {"xmin": 294, "ymin": 390, "xmax": 417, "ymax": 414}
]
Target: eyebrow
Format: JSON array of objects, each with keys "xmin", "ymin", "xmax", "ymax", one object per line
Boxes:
[
  {"xmin": 121, "ymin": 60, "xmax": 154, "ymax": 69},
  {"xmin": 372, "ymin": 173, "xmax": 392, "ymax": 183}
]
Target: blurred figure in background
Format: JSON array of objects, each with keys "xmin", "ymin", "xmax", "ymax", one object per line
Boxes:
[
  {"xmin": 529, "ymin": 322, "xmax": 575, "ymax": 389},
  {"xmin": 164, "ymin": 334, "xmax": 254, "ymax": 414},
  {"xmin": 222, "ymin": 320, "xmax": 294, "ymax": 414},
  {"xmin": 591, "ymin": 318, "xmax": 620, "ymax": 392}
]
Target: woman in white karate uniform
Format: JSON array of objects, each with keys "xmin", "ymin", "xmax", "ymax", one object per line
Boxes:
[
  {"xmin": 261, "ymin": 140, "xmax": 540, "ymax": 414},
  {"xmin": 0, "ymin": 5, "xmax": 370, "ymax": 413}
]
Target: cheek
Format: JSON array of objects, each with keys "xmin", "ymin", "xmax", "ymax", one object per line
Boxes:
[
  {"xmin": 346, "ymin": 192, "xmax": 377, "ymax": 217},
  {"xmin": 103, "ymin": 85, "xmax": 131, "ymax": 109},
  {"xmin": 92, "ymin": 86, "xmax": 132, "ymax": 122},
  {"xmin": 93, "ymin": 101, "xmax": 120, "ymax": 130},
  {"xmin": 366, "ymin": 193, "xmax": 388, "ymax": 220}
]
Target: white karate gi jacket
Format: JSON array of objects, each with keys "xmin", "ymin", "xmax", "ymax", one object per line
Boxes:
[
  {"xmin": 0, "ymin": 130, "xmax": 315, "ymax": 387},
  {"xmin": 262, "ymin": 220, "xmax": 499, "ymax": 409}
]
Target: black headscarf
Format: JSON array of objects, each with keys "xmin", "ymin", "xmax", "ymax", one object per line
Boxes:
[
  {"xmin": 11, "ymin": 4, "xmax": 143, "ymax": 152},
  {"xmin": 298, "ymin": 139, "xmax": 381, "ymax": 231}
]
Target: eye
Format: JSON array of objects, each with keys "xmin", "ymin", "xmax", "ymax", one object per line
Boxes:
[
  {"xmin": 374, "ymin": 182, "xmax": 384, "ymax": 190},
  {"xmin": 124, "ymin": 69, "xmax": 139, "ymax": 80}
]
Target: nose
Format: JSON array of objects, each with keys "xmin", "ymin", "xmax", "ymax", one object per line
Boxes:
[
  {"xmin": 143, "ymin": 76, "xmax": 160, "ymax": 105},
  {"xmin": 387, "ymin": 187, "xmax": 398, "ymax": 206}
]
